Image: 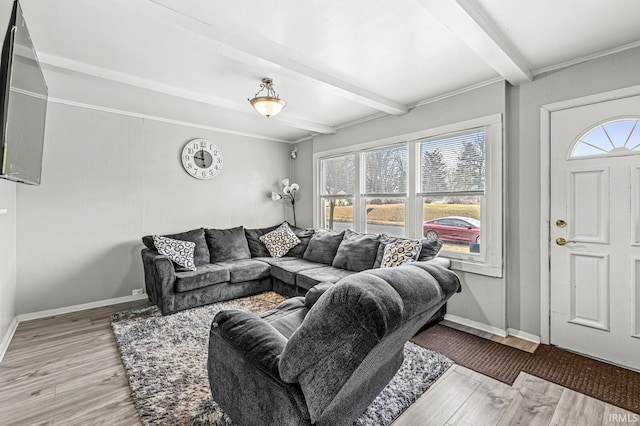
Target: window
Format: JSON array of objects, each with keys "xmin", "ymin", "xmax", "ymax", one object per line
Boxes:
[
  {"xmin": 572, "ymin": 118, "xmax": 640, "ymax": 158},
  {"xmin": 314, "ymin": 114, "xmax": 502, "ymax": 277},
  {"xmin": 364, "ymin": 145, "xmax": 408, "ymax": 237},
  {"xmin": 419, "ymin": 129, "xmax": 484, "ymax": 256},
  {"xmin": 319, "ymin": 154, "xmax": 355, "ymax": 231}
]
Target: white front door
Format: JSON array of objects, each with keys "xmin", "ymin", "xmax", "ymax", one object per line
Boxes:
[{"xmin": 550, "ymin": 95, "xmax": 640, "ymax": 371}]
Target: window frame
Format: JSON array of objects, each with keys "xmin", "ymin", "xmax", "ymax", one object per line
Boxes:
[{"xmin": 313, "ymin": 113, "xmax": 503, "ymax": 277}]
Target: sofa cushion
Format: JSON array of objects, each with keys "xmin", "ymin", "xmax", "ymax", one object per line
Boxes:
[
  {"xmin": 153, "ymin": 236, "xmax": 196, "ymax": 271},
  {"xmin": 260, "ymin": 297, "xmax": 309, "ymax": 338},
  {"xmin": 142, "ymin": 228, "xmax": 209, "ymax": 266},
  {"xmin": 302, "ymin": 229, "xmax": 344, "ymax": 265},
  {"xmin": 270, "ymin": 258, "xmax": 327, "ymax": 286},
  {"xmin": 417, "ymin": 238, "xmax": 443, "ymax": 261},
  {"xmin": 245, "ymin": 224, "xmax": 280, "ymax": 257},
  {"xmin": 287, "ymin": 225, "xmax": 315, "ymax": 258},
  {"xmin": 175, "ymin": 264, "xmax": 230, "ymax": 292},
  {"xmin": 296, "ymin": 266, "xmax": 357, "ymax": 291},
  {"xmin": 214, "ymin": 259, "xmax": 271, "ymax": 284},
  {"xmin": 332, "ymin": 229, "xmax": 380, "ymax": 272},
  {"xmin": 381, "ymin": 239, "xmax": 422, "ymax": 268},
  {"xmin": 252, "ymin": 256, "xmax": 298, "ymax": 266},
  {"xmin": 259, "ymin": 222, "xmax": 301, "ymax": 258},
  {"xmin": 304, "ymin": 282, "xmax": 335, "ymax": 308},
  {"xmin": 205, "ymin": 226, "xmax": 251, "ymax": 263}
]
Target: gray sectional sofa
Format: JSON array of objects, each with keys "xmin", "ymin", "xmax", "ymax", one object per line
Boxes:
[
  {"xmin": 208, "ymin": 260, "xmax": 461, "ymax": 426},
  {"xmin": 141, "ymin": 222, "xmax": 444, "ymax": 315}
]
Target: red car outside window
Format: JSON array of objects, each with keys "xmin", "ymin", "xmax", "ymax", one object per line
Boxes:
[{"xmin": 423, "ymin": 216, "xmax": 480, "ymax": 244}]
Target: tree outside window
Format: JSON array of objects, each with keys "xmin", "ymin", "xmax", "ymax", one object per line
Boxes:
[
  {"xmin": 320, "ymin": 154, "xmax": 355, "ymax": 230},
  {"xmin": 420, "ymin": 130, "xmax": 485, "ymax": 254}
]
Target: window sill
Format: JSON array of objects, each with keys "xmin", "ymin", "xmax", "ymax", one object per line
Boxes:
[{"xmin": 447, "ymin": 258, "xmax": 503, "ymax": 278}]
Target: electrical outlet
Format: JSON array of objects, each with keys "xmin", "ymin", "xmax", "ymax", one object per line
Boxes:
[{"xmin": 132, "ymin": 288, "xmax": 144, "ymax": 296}]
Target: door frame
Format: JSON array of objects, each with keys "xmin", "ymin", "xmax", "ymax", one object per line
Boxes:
[{"xmin": 539, "ymin": 84, "xmax": 640, "ymax": 344}]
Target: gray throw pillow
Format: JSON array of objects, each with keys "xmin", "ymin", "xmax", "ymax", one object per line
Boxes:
[
  {"xmin": 302, "ymin": 229, "xmax": 345, "ymax": 265},
  {"xmin": 142, "ymin": 228, "xmax": 209, "ymax": 266},
  {"xmin": 332, "ymin": 229, "xmax": 381, "ymax": 272},
  {"xmin": 417, "ymin": 238, "xmax": 443, "ymax": 261},
  {"xmin": 286, "ymin": 223, "xmax": 315, "ymax": 258},
  {"xmin": 205, "ymin": 226, "xmax": 251, "ymax": 262},
  {"xmin": 245, "ymin": 224, "xmax": 280, "ymax": 257}
]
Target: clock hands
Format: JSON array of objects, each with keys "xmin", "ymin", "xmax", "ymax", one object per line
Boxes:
[{"xmin": 194, "ymin": 149, "xmax": 208, "ymax": 167}]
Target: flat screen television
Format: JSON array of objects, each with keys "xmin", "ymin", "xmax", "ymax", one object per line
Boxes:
[{"xmin": 0, "ymin": 0, "xmax": 47, "ymax": 185}]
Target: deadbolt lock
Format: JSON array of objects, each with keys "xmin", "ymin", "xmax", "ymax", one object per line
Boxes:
[{"xmin": 556, "ymin": 219, "xmax": 567, "ymax": 228}]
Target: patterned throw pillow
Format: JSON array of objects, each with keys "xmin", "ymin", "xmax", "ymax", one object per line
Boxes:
[
  {"xmin": 381, "ymin": 239, "xmax": 422, "ymax": 268},
  {"xmin": 259, "ymin": 222, "xmax": 301, "ymax": 258},
  {"xmin": 153, "ymin": 235, "xmax": 197, "ymax": 271}
]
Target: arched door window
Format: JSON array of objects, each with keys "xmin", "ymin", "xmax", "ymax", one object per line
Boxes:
[{"xmin": 571, "ymin": 118, "xmax": 640, "ymax": 158}]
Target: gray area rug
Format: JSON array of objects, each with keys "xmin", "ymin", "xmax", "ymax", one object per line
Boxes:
[{"xmin": 111, "ymin": 292, "xmax": 452, "ymax": 425}]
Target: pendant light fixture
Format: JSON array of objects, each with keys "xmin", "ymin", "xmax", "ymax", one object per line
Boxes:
[{"xmin": 248, "ymin": 78, "xmax": 287, "ymax": 118}]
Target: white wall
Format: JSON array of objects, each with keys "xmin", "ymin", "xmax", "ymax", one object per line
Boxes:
[
  {"xmin": 0, "ymin": 179, "xmax": 16, "ymax": 344},
  {"xmin": 507, "ymin": 45, "xmax": 640, "ymax": 336},
  {"xmin": 299, "ymin": 81, "xmax": 507, "ymax": 331},
  {"xmin": 291, "ymin": 139, "xmax": 313, "ymax": 228},
  {"xmin": 0, "ymin": 0, "xmax": 16, "ymax": 348},
  {"xmin": 15, "ymin": 102, "xmax": 292, "ymax": 314}
]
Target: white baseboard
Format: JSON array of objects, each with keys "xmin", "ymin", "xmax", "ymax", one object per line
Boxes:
[
  {"xmin": 443, "ymin": 314, "xmax": 543, "ymax": 343},
  {"xmin": 444, "ymin": 314, "xmax": 508, "ymax": 338},
  {"xmin": 0, "ymin": 317, "xmax": 19, "ymax": 364},
  {"xmin": 507, "ymin": 328, "xmax": 542, "ymax": 344},
  {"xmin": 16, "ymin": 293, "xmax": 148, "ymax": 322}
]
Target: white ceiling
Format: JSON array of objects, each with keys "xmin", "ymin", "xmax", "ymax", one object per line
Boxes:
[{"xmin": 17, "ymin": 0, "xmax": 640, "ymax": 143}]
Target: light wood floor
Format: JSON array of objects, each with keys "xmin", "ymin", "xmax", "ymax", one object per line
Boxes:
[{"xmin": 0, "ymin": 303, "xmax": 638, "ymax": 426}]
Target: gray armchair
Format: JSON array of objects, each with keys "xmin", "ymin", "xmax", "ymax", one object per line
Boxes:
[{"xmin": 207, "ymin": 259, "xmax": 461, "ymax": 426}]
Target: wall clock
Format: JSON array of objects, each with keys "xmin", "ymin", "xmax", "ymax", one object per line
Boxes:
[{"xmin": 181, "ymin": 138, "xmax": 223, "ymax": 180}]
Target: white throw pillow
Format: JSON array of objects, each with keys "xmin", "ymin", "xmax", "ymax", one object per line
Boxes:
[
  {"xmin": 153, "ymin": 235, "xmax": 197, "ymax": 271},
  {"xmin": 381, "ymin": 239, "xmax": 422, "ymax": 268},
  {"xmin": 259, "ymin": 222, "xmax": 301, "ymax": 258}
]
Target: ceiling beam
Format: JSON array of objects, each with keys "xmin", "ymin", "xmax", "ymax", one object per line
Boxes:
[
  {"xmin": 416, "ymin": 0, "xmax": 532, "ymax": 85},
  {"xmin": 118, "ymin": 0, "xmax": 408, "ymax": 116},
  {"xmin": 38, "ymin": 53, "xmax": 336, "ymax": 135}
]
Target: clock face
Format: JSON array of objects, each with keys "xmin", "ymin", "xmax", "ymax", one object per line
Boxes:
[{"xmin": 181, "ymin": 138, "xmax": 223, "ymax": 180}]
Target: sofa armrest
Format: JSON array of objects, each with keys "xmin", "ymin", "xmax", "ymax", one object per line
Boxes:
[
  {"xmin": 426, "ymin": 257, "xmax": 450, "ymax": 269},
  {"xmin": 141, "ymin": 248, "xmax": 177, "ymax": 314},
  {"xmin": 213, "ymin": 309, "xmax": 287, "ymax": 378},
  {"xmin": 154, "ymin": 254, "xmax": 176, "ymax": 279},
  {"xmin": 304, "ymin": 282, "xmax": 334, "ymax": 308}
]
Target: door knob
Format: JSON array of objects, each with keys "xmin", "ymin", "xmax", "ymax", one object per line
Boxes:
[{"xmin": 556, "ymin": 237, "xmax": 576, "ymax": 246}]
